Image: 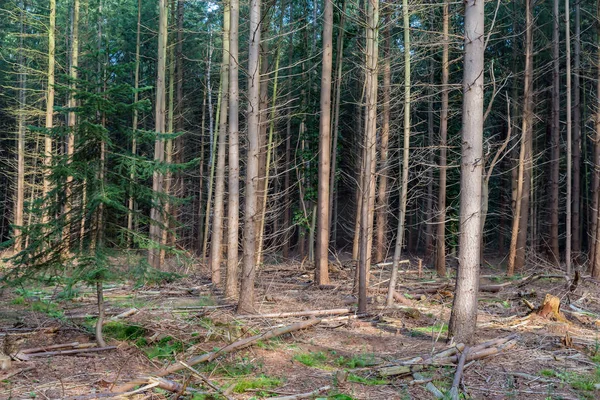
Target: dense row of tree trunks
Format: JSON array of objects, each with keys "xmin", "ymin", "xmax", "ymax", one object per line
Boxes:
[{"xmin": 550, "ymin": 0, "xmax": 560, "ymax": 264}]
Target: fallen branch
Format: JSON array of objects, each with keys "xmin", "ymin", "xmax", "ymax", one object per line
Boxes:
[
  {"xmin": 109, "ymin": 308, "xmax": 138, "ymax": 321},
  {"xmin": 379, "ymin": 334, "xmax": 517, "ymax": 377},
  {"xmin": 16, "ymin": 346, "xmax": 116, "ymax": 360},
  {"xmin": 413, "ymin": 372, "xmax": 444, "ymax": 399},
  {"xmin": 20, "ymin": 341, "xmax": 84, "ymax": 354},
  {"xmin": 448, "ymin": 347, "xmax": 469, "ymax": 400},
  {"xmin": 237, "ymin": 308, "xmax": 352, "ymax": 319},
  {"xmin": 113, "ymin": 318, "xmax": 322, "ymax": 392},
  {"xmin": 269, "ymin": 386, "xmax": 332, "ymax": 400},
  {"xmin": 179, "ymin": 361, "xmax": 234, "ymax": 400},
  {"xmin": 0, "ymin": 366, "xmax": 35, "ymax": 381}
]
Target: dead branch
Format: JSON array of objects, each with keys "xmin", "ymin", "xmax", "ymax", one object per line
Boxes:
[
  {"xmin": 179, "ymin": 361, "xmax": 234, "ymax": 400},
  {"xmin": 448, "ymin": 347, "xmax": 469, "ymax": 400},
  {"xmin": 112, "ymin": 318, "xmax": 322, "ymax": 393},
  {"xmin": 237, "ymin": 308, "xmax": 352, "ymax": 319},
  {"xmin": 16, "ymin": 346, "xmax": 116, "ymax": 360},
  {"xmin": 0, "ymin": 366, "xmax": 35, "ymax": 381},
  {"xmin": 268, "ymin": 386, "xmax": 332, "ymax": 400}
]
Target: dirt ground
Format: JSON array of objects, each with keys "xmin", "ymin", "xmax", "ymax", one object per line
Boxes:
[{"xmin": 0, "ymin": 253, "xmax": 599, "ymax": 400}]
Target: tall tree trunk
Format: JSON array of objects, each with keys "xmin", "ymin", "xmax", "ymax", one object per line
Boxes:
[
  {"xmin": 210, "ymin": 0, "xmax": 230, "ymax": 286},
  {"xmin": 565, "ymin": 0, "xmax": 572, "ymax": 274},
  {"xmin": 386, "ymin": 0, "xmax": 410, "ymax": 307},
  {"xmin": 14, "ymin": 1, "xmax": 27, "ymax": 253},
  {"xmin": 238, "ymin": 0, "xmax": 261, "ymax": 313},
  {"xmin": 43, "ymin": 0, "xmax": 56, "ymax": 223},
  {"xmin": 508, "ymin": 0, "xmax": 533, "ymax": 276},
  {"xmin": 358, "ymin": 0, "xmax": 378, "ymax": 314},
  {"xmin": 435, "ymin": 0, "xmax": 449, "ymax": 277},
  {"xmin": 63, "ymin": 0, "xmax": 79, "ymax": 250},
  {"xmin": 160, "ymin": 1, "xmax": 177, "ymax": 266},
  {"xmin": 425, "ymin": 58, "xmax": 435, "ymax": 260},
  {"xmin": 316, "ymin": 0, "xmax": 334, "ymax": 285},
  {"xmin": 572, "ymin": 0, "xmax": 581, "ymax": 256},
  {"xmin": 127, "ymin": 0, "xmax": 142, "ymax": 248},
  {"xmin": 593, "ymin": 0, "xmax": 600, "ymax": 278},
  {"xmin": 226, "ymin": 0, "xmax": 240, "ymax": 298},
  {"xmin": 148, "ymin": 0, "xmax": 168, "ymax": 269},
  {"xmin": 328, "ymin": 0, "xmax": 346, "ymax": 246},
  {"xmin": 202, "ymin": 42, "xmax": 217, "ymax": 262},
  {"xmin": 375, "ymin": 8, "xmax": 391, "ymax": 264},
  {"xmin": 513, "ymin": 0, "xmax": 534, "ymax": 273},
  {"xmin": 550, "ymin": 0, "xmax": 560, "ymax": 264},
  {"xmin": 448, "ymin": 0, "xmax": 484, "ymax": 343}
]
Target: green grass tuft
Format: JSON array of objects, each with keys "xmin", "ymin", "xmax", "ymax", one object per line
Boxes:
[
  {"xmin": 232, "ymin": 375, "xmax": 281, "ymax": 393},
  {"xmin": 103, "ymin": 321, "xmax": 147, "ymax": 341},
  {"xmin": 293, "ymin": 351, "xmax": 328, "ymax": 367},
  {"xmin": 347, "ymin": 374, "xmax": 388, "ymax": 386},
  {"xmin": 408, "ymin": 323, "xmax": 448, "ymax": 337}
]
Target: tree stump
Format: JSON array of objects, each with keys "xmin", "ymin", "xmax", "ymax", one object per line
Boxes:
[{"xmin": 536, "ymin": 294, "xmax": 567, "ymax": 322}]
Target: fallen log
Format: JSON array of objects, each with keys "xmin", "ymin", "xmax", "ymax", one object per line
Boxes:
[
  {"xmin": 109, "ymin": 308, "xmax": 138, "ymax": 321},
  {"xmin": 112, "ymin": 318, "xmax": 322, "ymax": 393},
  {"xmin": 379, "ymin": 344, "xmax": 465, "ymax": 376},
  {"xmin": 237, "ymin": 308, "xmax": 352, "ymax": 319},
  {"xmin": 269, "ymin": 386, "xmax": 332, "ymax": 400}
]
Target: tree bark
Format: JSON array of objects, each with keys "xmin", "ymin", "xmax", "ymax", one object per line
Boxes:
[
  {"xmin": 226, "ymin": 0, "xmax": 240, "ymax": 298},
  {"xmin": 316, "ymin": 0, "xmax": 334, "ymax": 285},
  {"xmin": 448, "ymin": 0, "xmax": 484, "ymax": 343},
  {"xmin": 210, "ymin": 0, "xmax": 230, "ymax": 286},
  {"xmin": 375, "ymin": 8, "xmax": 391, "ymax": 264},
  {"xmin": 148, "ymin": 0, "xmax": 168, "ymax": 269},
  {"xmin": 238, "ymin": 0, "xmax": 261, "ymax": 314},
  {"xmin": 435, "ymin": 0, "xmax": 449, "ymax": 277},
  {"xmin": 386, "ymin": 0, "xmax": 410, "ymax": 308},
  {"xmin": 550, "ymin": 0, "xmax": 560, "ymax": 264},
  {"xmin": 572, "ymin": 0, "xmax": 581, "ymax": 256},
  {"xmin": 565, "ymin": 0, "xmax": 572, "ymax": 274},
  {"xmin": 42, "ymin": 0, "xmax": 56, "ymax": 224},
  {"xmin": 508, "ymin": 0, "xmax": 533, "ymax": 276},
  {"xmin": 358, "ymin": 0, "xmax": 378, "ymax": 314},
  {"xmin": 14, "ymin": 1, "xmax": 27, "ymax": 253},
  {"xmin": 127, "ymin": 0, "xmax": 142, "ymax": 248}
]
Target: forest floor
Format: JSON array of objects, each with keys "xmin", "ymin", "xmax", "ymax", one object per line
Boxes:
[{"xmin": 0, "ymin": 253, "xmax": 599, "ymax": 400}]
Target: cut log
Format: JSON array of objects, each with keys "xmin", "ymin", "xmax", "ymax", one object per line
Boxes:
[
  {"xmin": 269, "ymin": 386, "xmax": 332, "ymax": 400},
  {"xmin": 112, "ymin": 318, "xmax": 322, "ymax": 393},
  {"xmin": 237, "ymin": 308, "xmax": 352, "ymax": 319}
]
